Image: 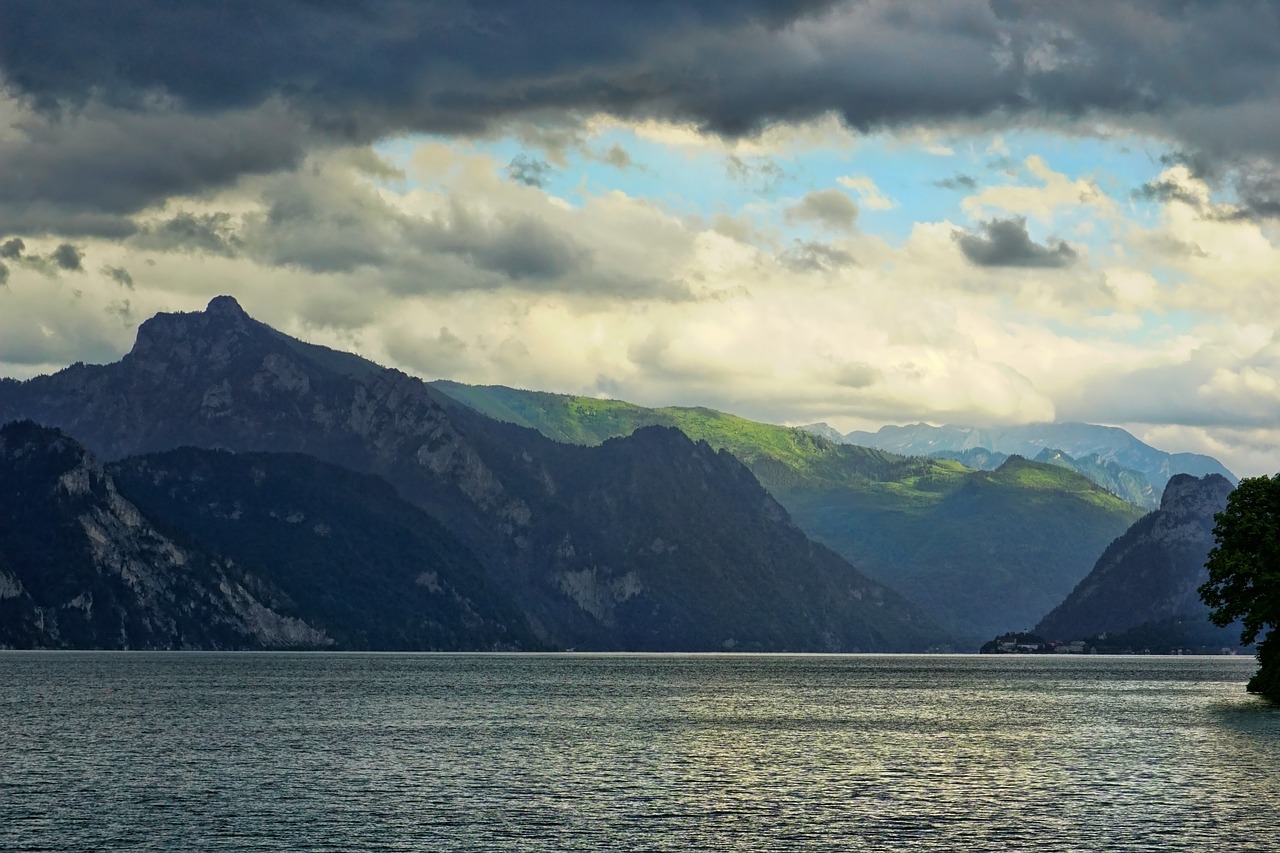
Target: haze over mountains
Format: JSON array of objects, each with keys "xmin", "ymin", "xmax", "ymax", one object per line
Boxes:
[
  {"xmin": 0, "ymin": 297, "xmax": 1241, "ymax": 651},
  {"xmin": 819, "ymin": 422, "xmax": 1235, "ymax": 499}
]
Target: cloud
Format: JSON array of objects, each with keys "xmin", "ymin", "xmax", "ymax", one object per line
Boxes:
[
  {"xmin": 833, "ymin": 360, "xmax": 882, "ymax": 389},
  {"xmin": 0, "ymin": 94, "xmax": 307, "ymax": 232},
  {"xmin": 506, "ymin": 154, "xmax": 554, "ymax": 188},
  {"xmin": 0, "ymin": 238, "xmax": 24, "ymax": 259},
  {"xmin": 778, "ymin": 240, "xmax": 856, "ymax": 273},
  {"xmin": 6, "ymin": 1, "xmax": 1280, "ymax": 228},
  {"xmin": 726, "ymin": 155, "xmax": 787, "ymax": 192},
  {"xmin": 1133, "ymin": 177, "xmax": 1203, "ymax": 208},
  {"xmin": 0, "ymin": 263, "xmax": 8, "ymax": 286},
  {"xmin": 837, "ymin": 175, "xmax": 896, "ymax": 211},
  {"xmin": 954, "ymin": 217, "xmax": 1077, "ymax": 268},
  {"xmin": 131, "ymin": 212, "xmax": 244, "ymax": 256},
  {"xmin": 432, "ymin": 206, "xmax": 593, "ymax": 281},
  {"xmin": 101, "ymin": 265, "xmax": 133, "ymax": 288},
  {"xmin": 51, "ymin": 243, "xmax": 83, "ymax": 271},
  {"xmin": 935, "ymin": 174, "xmax": 977, "ymax": 191},
  {"xmin": 785, "ymin": 189, "xmax": 859, "ymax": 231}
]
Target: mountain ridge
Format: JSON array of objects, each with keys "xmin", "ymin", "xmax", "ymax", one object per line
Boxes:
[
  {"xmin": 429, "ymin": 379, "xmax": 1146, "ymax": 642},
  {"xmin": 828, "ymin": 421, "xmax": 1235, "ymax": 496},
  {"xmin": 0, "ymin": 296, "xmax": 940, "ymax": 652}
]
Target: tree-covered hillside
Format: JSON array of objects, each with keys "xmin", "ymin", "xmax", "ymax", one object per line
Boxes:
[{"xmin": 433, "ymin": 382, "xmax": 1145, "ymax": 643}]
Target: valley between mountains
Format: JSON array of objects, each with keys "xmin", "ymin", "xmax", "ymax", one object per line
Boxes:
[{"xmin": 0, "ymin": 297, "xmax": 1242, "ymax": 652}]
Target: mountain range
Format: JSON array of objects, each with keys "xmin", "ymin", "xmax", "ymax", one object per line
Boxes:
[
  {"xmin": 820, "ymin": 422, "xmax": 1235, "ymax": 499},
  {"xmin": 0, "ymin": 297, "xmax": 939, "ymax": 651},
  {"xmin": 0, "ymin": 296, "xmax": 1238, "ymax": 651},
  {"xmin": 430, "ymin": 381, "xmax": 1147, "ymax": 642}
]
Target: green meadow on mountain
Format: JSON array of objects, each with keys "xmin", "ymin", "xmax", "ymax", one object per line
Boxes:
[{"xmin": 432, "ymin": 382, "xmax": 1147, "ymax": 642}]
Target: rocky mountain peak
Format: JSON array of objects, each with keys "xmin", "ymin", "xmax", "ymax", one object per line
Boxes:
[
  {"xmin": 1159, "ymin": 473, "xmax": 1234, "ymax": 519},
  {"xmin": 205, "ymin": 294, "xmax": 248, "ymax": 318},
  {"xmin": 127, "ymin": 295, "xmax": 264, "ymax": 373}
]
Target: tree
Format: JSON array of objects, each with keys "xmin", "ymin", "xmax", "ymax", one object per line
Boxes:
[{"xmin": 1199, "ymin": 474, "xmax": 1280, "ymax": 699}]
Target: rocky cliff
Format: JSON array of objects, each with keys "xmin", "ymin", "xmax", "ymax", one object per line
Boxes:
[
  {"xmin": 1034, "ymin": 473, "xmax": 1237, "ymax": 643},
  {"xmin": 0, "ymin": 421, "xmax": 331, "ymax": 649}
]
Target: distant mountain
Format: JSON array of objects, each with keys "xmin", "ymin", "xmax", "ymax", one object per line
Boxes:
[
  {"xmin": 0, "ymin": 297, "xmax": 938, "ymax": 652},
  {"xmin": 1032, "ymin": 448, "xmax": 1160, "ymax": 509},
  {"xmin": 431, "ymin": 382, "xmax": 1145, "ymax": 643},
  {"xmin": 797, "ymin": 422, "xmax": 848, "ymax": 444},
  {"xmin": 1034, "ymin": 473, "xmax": 1240, "ymax": 647},
  {"xmin": 0, "ymin": 421, "xmax": 332, "ymax": 650},
  {"xmin": 836, "ymin": 422, "xmax": 1235, "ymax": 496},
  {"xmin": 925, "ymin": 447, "xmax": 1011, "ymax": 472}
]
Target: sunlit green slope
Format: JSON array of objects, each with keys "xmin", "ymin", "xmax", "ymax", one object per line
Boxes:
[{"xmin": 432, "ymin": 381, "xmax": 1145, "ymax": 644}]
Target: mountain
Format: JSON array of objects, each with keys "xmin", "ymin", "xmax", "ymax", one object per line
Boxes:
[
  {"xmin": 0, "ymin": 421, "xmax": 332, "ymax": 650},
  {"xmin": 429, "ymin": 382, "xmax": 1146, "ymax": 643},
  {"xmin": 838, "ymin": 422, "xmax": 1235, "ymax": 495},
  {"xmin": 0, "ymin": 296, "xmax": 938, "ymax": 652},
  {"xmin": 1034, "ymin": 473, "xmax": 1240, "ymax": 647},
  {"xmin": 925, "ymin": 447, "xmax": 1011, "ymax": 472},
  {"xmin": 924, "ymin": 446, "xmax": 1158, "ymax": 509},
  {"xmin": 1031, "ymin": 448, "xmax": 1160, "ymax": 509},
  {"xmin": 108, "ymin": 446, "xmax": 540, "ymax": 651}
]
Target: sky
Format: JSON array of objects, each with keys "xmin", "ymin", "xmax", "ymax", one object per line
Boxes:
[{"xmin": 3, "ymin": 2, "xmax": 1280, "ymax": 476}]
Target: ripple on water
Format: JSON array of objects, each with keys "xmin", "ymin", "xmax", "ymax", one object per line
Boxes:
[{"xmin": 0, "ymin": 652, "xmax": 1276, "ymax": 852}]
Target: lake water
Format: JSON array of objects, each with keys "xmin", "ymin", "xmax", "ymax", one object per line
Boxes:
[{"xmin": 2, "ymin": 653, "xmax": 1277, "ymax": 852}]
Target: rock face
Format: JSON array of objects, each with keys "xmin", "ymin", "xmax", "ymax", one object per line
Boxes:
[
  {"xmin": 0, "ymin": 297, "xmax": 943, "ymax": 651},
  {"xmin": 1034, "ymin": 473, "xmax": 1237, "ymax": 643},
  {"xmin": 0, "ymin": 421, "xmax": 332, "ymax": 650},
  {"xmin": 109, "ymin": 447, "xmax": 542, "ymax": 651}
]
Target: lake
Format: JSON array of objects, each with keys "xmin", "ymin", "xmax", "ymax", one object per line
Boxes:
[{"xmin": 2, "ymin": 653, "xmax": 1276, "ymax": 851}]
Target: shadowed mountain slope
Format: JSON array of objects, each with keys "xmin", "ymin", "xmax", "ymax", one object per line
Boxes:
[
  {"xmin": 430, "ymin": 382, "xmax": 1146, "ymax": 643},
  {"xmin": 0, "ymin": 421, "xmax": 331, "ymax": 650},
  {"xmin": 1035, "ymin": 473, "xmax": 1241, "ymax": 647},
  {"xmin": 0, "ymin": 297, "xmax": 939, "ymax": 651}
]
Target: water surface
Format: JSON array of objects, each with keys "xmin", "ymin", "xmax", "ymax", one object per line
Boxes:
[{"xmin": 2, "ymin": 653, "xmax": 1276, "ymax": 851}]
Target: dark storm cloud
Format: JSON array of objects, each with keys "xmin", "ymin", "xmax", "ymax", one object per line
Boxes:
[
  {"xmin": 0, "ymin": 101, "xmax": 309, "ymax": 231},
  {"xmin": 954, "ymin": 217, "xmax": 1077, "ymax": 268},
  {"xmin": 0, "ymin": 263, "xmax": 8, "ymax": 286},
  {"xmin": 0, "ymin": 1, "xmax": 834, "ymax": 125},
  {"xmin": 51, "ymin": 243, "xmax": 83, "ymax": 271},
  {"xmin": 0, "ymin": 238, "xmax": 24, "ymax": 259},
  {"xmin": 6, "ymin": 2, "xmax": 1280, "ymax": 229},
  {"xmin": 1221, "ymin": 162, "xmax": 1280, "ymax": 220}
]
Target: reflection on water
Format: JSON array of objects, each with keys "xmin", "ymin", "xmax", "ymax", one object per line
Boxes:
[{"xmin": 1, "ymin": 653, "xmax": 1276, "ymax": 852}]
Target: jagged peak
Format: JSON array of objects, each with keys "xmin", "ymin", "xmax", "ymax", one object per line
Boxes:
[
  {"xmin": 1159, "ymin": 472, "xmax": 1233, "ymax": 516},
  {"xmin": 126, "ymin": 294, "xmax": 265, "ymax": 366},
  {"xmin": 205, "ymin": 294, "xmax": 249, "ymax": 318}
]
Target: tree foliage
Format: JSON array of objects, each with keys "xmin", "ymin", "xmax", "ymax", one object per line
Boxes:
[{"xmin": 1200, "ymin": 474, "xmax": 1280, "ymax": 698}]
